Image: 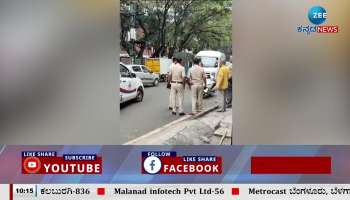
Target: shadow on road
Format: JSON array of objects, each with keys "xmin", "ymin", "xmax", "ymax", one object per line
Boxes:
[
  {"xmin": 120, "ymin": 85, "xmax": 164, "ymax": 109},
  {"xmin": 120, "ymin": 100, "xmax": 139, "ymax": 109}
]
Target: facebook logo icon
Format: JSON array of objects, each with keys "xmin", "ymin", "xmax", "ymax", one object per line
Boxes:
[
  {"xmin": 143, "ymin": 156, "xmax": 162, "ymax": 174},
  {"xmin": 150, "ymin": 160, "xmax": 155, "ymax": 171}
]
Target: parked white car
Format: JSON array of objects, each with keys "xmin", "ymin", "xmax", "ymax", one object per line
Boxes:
[
  {"xmin": 120, "ymin": 63, "xmax": 144, "ymax": 103},
  {"xmin": 126, "ymin": 64, "xmax": 159, "ymax": 86}
]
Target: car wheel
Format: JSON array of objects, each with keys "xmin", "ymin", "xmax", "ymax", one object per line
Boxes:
[
  {"xmin": 153, "ymin": 79, "xmax": 159, "ymax": 86},
  {"xmin": 135, "ymin": 89, "xmax": 144, "ymax": 102}
]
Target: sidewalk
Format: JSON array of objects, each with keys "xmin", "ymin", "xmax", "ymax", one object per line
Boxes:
[{"xmin": 125, "ymin": 106, "xmax": 232, "ymax": 145}]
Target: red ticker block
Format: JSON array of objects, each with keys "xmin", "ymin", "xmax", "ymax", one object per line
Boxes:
[
  {"xmin": 251, "ymin": 156, "xmax": 331, "ymax": 174},
  {"xmin": 97, "ymin": 187, "xmax": 105, "ymax": 196},
  {"xmin": 231, "ymin": 188, "xmax": 240, "ymax": 196}
]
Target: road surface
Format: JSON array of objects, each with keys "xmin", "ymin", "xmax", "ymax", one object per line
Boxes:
[{"xmin": 120, "ymin": 83, "xmax": 218, "ymax": 143}]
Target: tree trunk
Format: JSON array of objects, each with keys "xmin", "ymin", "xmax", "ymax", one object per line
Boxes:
[
  {"xmin": 137, "ymin": 43, "xmax": 146, "ymax": 59},
  {"xmin": 168, "ymin": 47, "xmax": 176, "ymax": 58},
  {"xmin": 151, "ymin": 46, "xmax": 162, "ymax": 58}
]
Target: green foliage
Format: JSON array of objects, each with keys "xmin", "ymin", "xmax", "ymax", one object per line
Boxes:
[{"xmin": 121, "ymin": 0, "xmax": 232, "ymax": 58}]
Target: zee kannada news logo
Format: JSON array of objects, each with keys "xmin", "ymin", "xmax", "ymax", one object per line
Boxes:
[
  {"xmin": 22, "ymin": 151, "xmax": 102, "ymax": 174},
  {"xmin": 297, "ymin": 6, "xmax": 339, "ymax": 35}
]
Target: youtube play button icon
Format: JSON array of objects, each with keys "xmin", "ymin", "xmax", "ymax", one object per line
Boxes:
[{"xmin": 23, "ymin": 157, "xmax": 41, "ymax": 174}]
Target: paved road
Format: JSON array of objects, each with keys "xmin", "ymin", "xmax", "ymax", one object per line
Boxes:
[{"xmin": 120, "ymin": 83, "xmax": 218, "ymax": 143}]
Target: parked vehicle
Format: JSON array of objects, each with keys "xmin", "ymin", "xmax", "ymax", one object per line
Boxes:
[
  {"xmin": 159, "ymin": 58, "xmax": 172, "ymax": 82},
  {"xmin": 195, "ymin": 50, "xmax": 226, "ymax": 96},
  {"xmin": 203, "ymin": 79, "xmax": 216, "ymax": 97},
  {"xmin": 145, "ymin": 58, "xmax": 172, "ymax": 82},
  {"xmin": 125, "ymin": 64, "xmax": 159, "ymax": 86},
  {"xmin": 120, "ymin": 63, "xmax": 144, "ymax": 103},
  {"xmin": 145, "ymin": 58, "xmax": 160, "ymax": 74}
]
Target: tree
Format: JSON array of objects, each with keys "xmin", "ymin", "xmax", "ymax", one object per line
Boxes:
[
  {"xmin": 137, "ymin": 0, "xmax": 175, "ymax": 57},
  {"xmin": 120, "ymin": 0, "xmax": 232, "ymax": 59},
  {"xmin": 171, "ymin": 0, "xmax": 232, "ymax": 55},
  {"xmin": 120, "ymin": 0, "xmax": 131, "ymax": 55}
]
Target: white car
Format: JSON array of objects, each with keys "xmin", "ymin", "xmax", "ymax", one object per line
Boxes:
[
  {"xmin": 126, "ymin": 64, "xmax": 159, "ymax": 86},
  {"xmin": 120, "ymin": 63, "xmax": 144, "ymax": 103}
]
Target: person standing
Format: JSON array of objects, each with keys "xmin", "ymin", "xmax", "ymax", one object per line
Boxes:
[
  {"xmin": 214, "ymin": 60, "xmax": 231, "ymax": 112},
  {"xmin": 168, "ymin": 58, "xmax": 177, "ymax": 110},
  {"xmin": 169, "ymin": 58, "xmax": 185, "ymax": 115},
  {"xmin": 226, "ymin": 64, "xmax": 233, "ymax": 107},
  {"xmin": 189, "ymin": 58, "xmax": 206, "ymax": 114}
]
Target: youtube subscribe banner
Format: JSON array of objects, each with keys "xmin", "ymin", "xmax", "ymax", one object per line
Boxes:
[{"xmin": 0, "ymin": 145, "xmax": 349, "ymax": 183}]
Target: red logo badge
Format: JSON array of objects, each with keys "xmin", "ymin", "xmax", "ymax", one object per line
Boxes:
[{"xmin": 23, "ymin": 157, "xmax": 41, "ymax": 174}]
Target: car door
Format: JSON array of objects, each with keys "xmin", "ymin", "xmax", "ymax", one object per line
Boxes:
[
  {"xmin": 120, "ymin": 64, "xmax": 137, "ymax": 102},
  {"xmin": 141, "ymin": 66, "xmax": 153, "ymax": 84}
]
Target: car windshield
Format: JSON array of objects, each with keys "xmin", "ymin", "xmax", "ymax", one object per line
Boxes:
[
  {"xmin": 120, "ymin": 65, "xmax": 130, "ymax": 77},
  {"xmin": 200, "ymin": 56, "xmax": 218, "ymax": 68}
]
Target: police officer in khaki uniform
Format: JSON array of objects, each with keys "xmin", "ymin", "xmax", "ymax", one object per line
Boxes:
[
  {"xmin": 169, "ymin": 58, "xmax": 185, "ymax": 115},
  {"xmin": 168, "ymin": 58, "xmax": 177, "ymax": 110},
  {"xmin": 189, "ymin": 58, "xmax": 206, "ymax": 114}
]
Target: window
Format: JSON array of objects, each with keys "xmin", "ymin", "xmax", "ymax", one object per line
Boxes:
[
  {"xmin": 142, "ymin": 66, "xmax": 150, "ymax": 73},
  {"xmin": 120, "ymin": 64, "xmax": 130, "ymax": 77},
  {"xmin": 132, "ymin": 66, "xmax": 142, "ymax": 72},
  {"xmin": 199, "ymin": 56, "xmax": 218, "ymax": 68}
]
